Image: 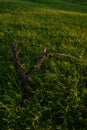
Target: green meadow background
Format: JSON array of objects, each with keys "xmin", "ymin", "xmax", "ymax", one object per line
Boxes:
[{"xmin": 0, "ymin": 0, "xmax": 87, "ymax": 129}]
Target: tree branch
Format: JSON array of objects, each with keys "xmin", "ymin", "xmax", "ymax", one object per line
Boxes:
[
  {"xmin": 11, "ymin": 43, "xmax": 32, "ymax": 100},
  {"xmin": 28, "ymin": 48, "xmax": 47, "ymax": 77},
  {"xmin": 46, "ymin": 52, "xmax": 79, "ymax": 61},
  {"xmin": 11, "ymin": 43, "xmax": 80, "ymax": 102}
]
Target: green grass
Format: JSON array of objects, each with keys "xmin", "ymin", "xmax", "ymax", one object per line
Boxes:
[{"xmin": 0, "ymin": 0, "xmax": 87, "ymax": 129}]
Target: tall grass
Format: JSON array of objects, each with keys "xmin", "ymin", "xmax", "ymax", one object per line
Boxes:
[{"xmin": 0, "ymin": 0, "xmax": 87, "ymax": 129}]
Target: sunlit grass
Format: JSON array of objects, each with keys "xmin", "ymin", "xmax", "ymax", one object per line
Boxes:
[{"xmin": 0, "ymin": 0, "xmax": 87, "ymax": 129}]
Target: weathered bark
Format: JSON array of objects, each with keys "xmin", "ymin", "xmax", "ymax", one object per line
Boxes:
[
  {"xmin": 11, "ymin": 43, "xmax": 79, "ymax": 101},
  {"xmin": 28, "ymin": 48, "xmax": 47, "ymax": 77},
  {"xmin": 11, "ymin": 43, "xmax": 32, "ymax": 100}
]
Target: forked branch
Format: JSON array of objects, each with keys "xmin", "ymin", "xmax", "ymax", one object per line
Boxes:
[{"xmin": 11, "ymin": 43, "xmax": 79, "ymax": 101}]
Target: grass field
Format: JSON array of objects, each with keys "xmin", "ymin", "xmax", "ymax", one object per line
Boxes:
[{"xmin": 0, "ymin": 0, "xmax": 87, "ymax": 129}]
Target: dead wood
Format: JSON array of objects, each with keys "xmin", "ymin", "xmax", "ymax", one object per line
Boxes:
[
  {"xmin": 28, "ymin": 48, "xmax": 47, "ymax": 77},
  {"xmin": 46, "ymin": 52, "xmax": 79, "ymax": 61},
  {"xmin": 11, "ymin": 43, "xmax": 79, "ymax": 101},
  {"xmin": 11, "ymin": 43, "xmax": 32, "ymax": 100}
]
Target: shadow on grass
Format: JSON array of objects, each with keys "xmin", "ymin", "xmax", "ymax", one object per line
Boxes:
[{"xmin": 20, "ymin": 0, "xmax": 87, "ymax": 13}]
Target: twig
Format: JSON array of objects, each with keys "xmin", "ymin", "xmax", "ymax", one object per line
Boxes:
[
  {"xmin": 46, "ymin": 52, "xmax": 79, "ymax": 61},
  {"xmin": 27, "ymin": 50, "xmax": 80, "ymax": 78},
  {"xmin": 28, "ymin": 48, "xmax": 47, "ymax": 77},
  {"xmin": 27, "ymin": 49, "xmax": 80, "ymax": 77},
  {"xmin": 35, "ymin": 48, "xmax": 47, "ymax": 68}
]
